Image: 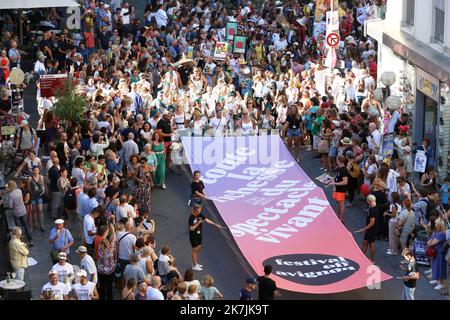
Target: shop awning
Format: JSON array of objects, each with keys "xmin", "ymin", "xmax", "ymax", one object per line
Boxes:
[{"xmin": 0, "ymin": 0, "xmax": 79, "ymax": 9}]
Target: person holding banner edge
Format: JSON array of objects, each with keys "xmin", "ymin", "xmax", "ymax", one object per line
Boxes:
[{"xmin": 188, "ymin": 203, "xmax": 223, "ymax": 271}]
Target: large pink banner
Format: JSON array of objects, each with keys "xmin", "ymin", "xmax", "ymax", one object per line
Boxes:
[{"xmin": 182, "ymin": 136, "xmax": 391, "ymax": 294}]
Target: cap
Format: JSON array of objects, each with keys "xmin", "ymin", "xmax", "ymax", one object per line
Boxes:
[
  {"xmin": 58, "ymin": 252, "xmax": 67, "ymax": 260},
  {"xmin": 49, "ymin": 269, "xmax": 58, "ymax": 276},
  {"xmin": 55, "ymin": 219, "xmax": 64, "ymax": 225},
  {"xmin": 162, "ymin": 109, "xmax": 169, "ymax": 115},
  {"xmin": 77, "ymin": 270, "xmax": 87, "ymax": 278},
  {"xmin": 20, "ymin": 120, "xmax": 29, "ymax": 127},
  {"xmin": 75, "ymin": 246, "xmax": 87, "ymax": 254},
  {"xmin": 246, "ymin": 277, "xmax": 257, "ymax": 284},
  {"xmin": 332, "ymin": 120, "xmax": 340, "ymax": 128}
]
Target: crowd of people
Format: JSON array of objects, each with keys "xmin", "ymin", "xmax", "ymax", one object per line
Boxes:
[{"xmin": 1, "ymin": 0, "xmax": 449, "ymax": 301}]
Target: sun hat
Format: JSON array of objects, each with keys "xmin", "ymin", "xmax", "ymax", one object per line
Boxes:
[
  {"xmin": 49, "ymin": 269, "xmax": 58, "ymax": 276},
  {"xmin": 340, "ymin": 137, "xmax": 352, "ymax": 146},
  {"xmin": 55, "ymin": 219, "xmax": 64, "ymax": 225},
  {"xmin": 75, "ymin": 246, "xmax": 87, "ymax": 254},
  {"xmin": 58, "ymin": 252, "xmax": 67, "ymax": 260}
]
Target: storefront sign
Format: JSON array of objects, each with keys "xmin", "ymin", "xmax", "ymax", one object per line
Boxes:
[{"xmin": 416, "ymin": 68, "xmax": 440, "ymax": 102}]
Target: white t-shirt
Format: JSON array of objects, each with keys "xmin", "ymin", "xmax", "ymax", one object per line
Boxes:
[
  {"xmin": 72, "ymin": 281, "xmax": 96, "ymax": 300},
  {"xmin": 42, "ymin": 282, "xmax": 69, "ymax": 300},
  {"xmin": 146, "ymin": 286, "xmax": 164, "ymax": 300},
  {"xmin": 209, "ymin": 117, "xmax": 227, "ymax": 136},
  {"xmin": 120, "ymin": 8, "xmax": 130, "ymax": 25},
  {"xmin": 115, "ymin": 204, "xmax": 136, "ymax": 222},
  {"xmin": 52, "ymin": 263, "xmax": 74, "ymax": 290},
  {"xmin": 83, "ymin": 215, "xmax": 97, "ymax": 245},
  {"xmin": 117, "ymin": 231, "xmax": 137, "ymax": 261},
  {"xmin": 80, "ymin": 254, "xmax": 98, "ymax": 284}
]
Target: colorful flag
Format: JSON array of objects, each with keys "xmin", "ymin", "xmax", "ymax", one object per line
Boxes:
[
  {"xmin": 233, "ymin": 35, "xmax": 247, "ymax": 54},
  {"xmin": 226, "ymin": 22, "xmax": 238, "ymax": 41}
]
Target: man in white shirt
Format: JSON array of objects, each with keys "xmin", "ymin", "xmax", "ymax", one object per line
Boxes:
[
  {"xmin": 41, "ymin": 270, "xmax": 69, "ymax": 300},
  {"xmin": 122, "ymin": 132, "xmax": 139, "ymax": 167},
  {"xmin": 75, "ymin": 246, "xmax": 98, "ymax": 285},
  {"xmin": 34, "ymin": 52, "xmax": 47, "ymax": 77},
  {"xmin": 240, "ymin": 2, "xmax": 252, "ymax": 17},
  {"xmin": 274, "ymin": 34, "xmax": 288, "ymax": 52},
  {"xmin": 52, "ymin": 252, "xmax": 75, "ymax": 291},
  {"xmin": 146, "ymin": 276, "xmax": 164, "ymax": 300},
  {"xmin": 368, "ymin": 122, "xmax": 382, "ymax": 154},
  {"xmin": 153, "ymin": 4, "xmax": 168, "ymax": 29},
  {"xmin": 71, "ymin": 270, "xmax": 99, "ymax": 300},
  {"xmin": 115, "ymin": 195, "xmax": 136, "ymax": 222},
  {"xmin": 208, "ymin": 109, "xmax": 227, "ymax": 137},
  {"xmin": 83, "ymin": 207, "xmax": 100, "ymax": 256},
  {"xmin": 120, "ymin": 1, "xmax": 131, "ymax": 26},
  {"xmin": 117, "ymin": 220, "xmax": 136, "ymax": 263}
]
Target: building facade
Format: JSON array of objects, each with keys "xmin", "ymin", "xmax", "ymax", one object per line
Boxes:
[{"xmin": 367, "ymin": 0, "xmax": 450, "ymax": 178}]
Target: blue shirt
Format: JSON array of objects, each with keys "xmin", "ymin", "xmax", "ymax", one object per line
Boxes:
[
  {"xmin": 77, "ymin": 193, "xmax": 98, "ymax": 217},
  {"xmin": 49, "ymin": 228, "xmax": 74, "ymax": 253},
  {"xmin": 440, "ymin": 184, "xmax": 450, "ymax": 204}
]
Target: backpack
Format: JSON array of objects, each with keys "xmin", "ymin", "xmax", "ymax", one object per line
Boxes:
[
  {"xmin": 349, "ymin": 162, "xmax": 360, "ymax": 178},
  {"xmin": 16, "ymin": 127, "xmax": 36, "ymax": 149},
  {"xmin": 63, "ymin": 188, "xmax": 77, "ymax": 211}
]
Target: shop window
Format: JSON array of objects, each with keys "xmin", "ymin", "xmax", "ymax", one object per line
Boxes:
[
  {"xmin": 434, "ymin": 0, "xmax": 445, "ymax": 43},
  {"xmin": 405, "ymin": 0, "xmax": 415, "ymax": 27}
]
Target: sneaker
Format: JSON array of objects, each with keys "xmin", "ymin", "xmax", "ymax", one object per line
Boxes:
[
  {"xmin": 162, "ymin": 184, "xmax": 167, "ymax": 190},
  {"xmin": 28, "ymin": 241, "xmax": 34, "ymax": 248},
  {"xmin": 320, "ymin": 167, "xmax": 327, "ymax": 171},
  {"xmin": 386, "ymin": 251, "xmax": 397, "ymax": 255},
  {"xmin": 434, "ymin": 284, "xmax": 445, "ymax": 290},
  {"xmin": 192, "ymin": 263, "xmax": 203, "ymax": 268},
  {"xmin": 424, "ymin": 269, "xmax": 432, "ymax": 274},
  {"xmin": 192, "ymin": 265, "xmax": 203, "ymax": 271},
  {"xmin": 429, "ymin": 280, "xmax": 439, "ymax": 285}
]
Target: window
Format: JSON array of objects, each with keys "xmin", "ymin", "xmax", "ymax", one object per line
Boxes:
[
  {"xmin": 434, "ymin": 0, "xmax": 445, "ymax": 42},
  {"xmin": 405, "ymin": 0, "xmax": 415, "ymax": 26}
]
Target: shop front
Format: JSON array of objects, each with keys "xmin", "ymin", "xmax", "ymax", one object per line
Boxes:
[{"xmin": 367, "ymin": 21, "xmax": 450, "ymax": 178}]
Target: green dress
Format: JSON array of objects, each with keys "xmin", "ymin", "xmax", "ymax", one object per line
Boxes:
[{"xmin": 152, "ymin": 143, "xmax": 166, "ymax": 186}]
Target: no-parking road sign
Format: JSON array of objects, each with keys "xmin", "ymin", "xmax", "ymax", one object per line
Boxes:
[{"xmin": 326, "ymin": 32, "xmax": 340, "ymax": 48}]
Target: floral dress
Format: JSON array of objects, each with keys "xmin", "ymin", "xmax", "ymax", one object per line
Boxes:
[{"xmin": 132, "ymin": 167, "xmax": 152, "ymax": 215}]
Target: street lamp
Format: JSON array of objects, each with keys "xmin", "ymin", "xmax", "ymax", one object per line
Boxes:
[{"xmin": 384, "ymin": 95, "xmax": 402, "ymax": 111}]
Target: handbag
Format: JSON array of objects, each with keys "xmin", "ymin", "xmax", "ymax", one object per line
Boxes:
[
  {"xmin": 318, "ymin": 138, "xmax": 329, "ymax": 154},
  {"xmin": 425, "ymin": 246, "xmax": 436, "ymax": 258}
]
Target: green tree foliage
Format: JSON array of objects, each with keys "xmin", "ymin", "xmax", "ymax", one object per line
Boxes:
[{"xmin": 53, "ymin": 80, "xmax": 87, "ymax": 127}]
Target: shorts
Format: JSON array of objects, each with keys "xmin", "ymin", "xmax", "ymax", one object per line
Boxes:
[
  {"xmin": 164, "ymin": 141, "xmax": 172, "ymax": 155},
  {"xmin": 190, "ymin": 235, "xmax": 202, "ymax": 248},
  {"xmin": 329, "ymin": 145, "xmax": 338, "ymax": 158},
  {"xmin": 286, "ymin": 128, "xmax": 301, "ymax": 138},
  {"xmin": 31, "ymin": 198, "xmax": 43, "ymax": 205},
  {"xmin": 364, "ymin": 232, "xmax": 376, "ymax": 243},
  {"xmin": 332, "ymin": 192, "xmax": 346, "ymax": 202}
]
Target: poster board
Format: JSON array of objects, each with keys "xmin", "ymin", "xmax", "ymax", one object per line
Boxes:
[
  {"xmin": 40, "ymin": 74, "xmax": 68, "ymax": 98},
  {"xmin": 226, "ymin": 22, "xmax": 238, "ymax": 41},
  {"xmin": 233, "ymin": 35, "xmax": 247, "ymax": 54},
  {"xmin": 214, "ymin": 42, "xmax": 229, "ymax": 60}
]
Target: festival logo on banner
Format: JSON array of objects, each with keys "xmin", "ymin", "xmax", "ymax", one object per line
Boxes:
[
  {"xmin": 182, "ymin": 136, "xmax": 391, "ymax": 294},
  {"xmin": 233, "ymin": 36, "xmax": 247, "ymax": 54},
  {"xmin": 226, "ymin": 22, "xmax": 238, "ymax": 41}
]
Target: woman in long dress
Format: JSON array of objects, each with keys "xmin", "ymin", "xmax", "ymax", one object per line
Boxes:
[
  {"xmin": 152, "ymin": 131, "xmax": 166, "ymax": 190},
  {"xmin": 132, "ymin": 157, "xmax": 152, "ymax": 216}
]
